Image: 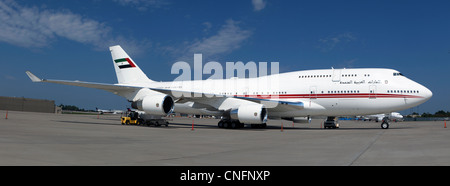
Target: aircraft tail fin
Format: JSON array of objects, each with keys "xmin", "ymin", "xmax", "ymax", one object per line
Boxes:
[{"xmin": 109, "ymin": 45, "xmax": 153, "ymax": 84}]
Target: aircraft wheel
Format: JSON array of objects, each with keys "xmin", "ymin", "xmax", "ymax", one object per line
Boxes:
[
  {"xmin": 231, "ymin": 121, "xmax": 239, "ymax": 129},
  {"xmin": 381, "ymin": 122, "xmax": 389, "ymax": 129},
  {"xmin": 223, "ymin": 121, "xmax": 230, "ymax": 128},
  {"xmin": 218, "ymin": 120, "xmax": 224, "ymax": 128}
]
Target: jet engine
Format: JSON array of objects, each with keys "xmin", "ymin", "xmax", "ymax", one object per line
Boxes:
[
  {"xmin": 230, "ymin": 104, "xmax": 268, "ymax": 124},
  {"xmin": 131, "ymin": 95, "xmax": 174, "ymax": 115}
]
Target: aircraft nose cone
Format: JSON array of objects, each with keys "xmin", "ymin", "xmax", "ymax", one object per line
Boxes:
[{"xmin": 423, "ymin": 87, "xmax": 433, "ymax": 100}]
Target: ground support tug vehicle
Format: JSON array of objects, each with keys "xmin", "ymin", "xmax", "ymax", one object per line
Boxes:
[{"xmin": 121, "ymin": 110, "xmax": 170, "ymax": 127}]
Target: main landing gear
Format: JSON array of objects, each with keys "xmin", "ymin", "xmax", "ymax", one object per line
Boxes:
[
  {"xmin": 218, "ymin": 120, "xmax": 244, "ymax": 129},
  {"xmin": 381, "ymin": 117, "xmax": 390, "ymax": 129},
  {"xmin": 217, "ymin": 120, "xmax": 267, "ymax": 129}
]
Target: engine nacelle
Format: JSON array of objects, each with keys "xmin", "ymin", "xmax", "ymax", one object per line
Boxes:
[
  {"xmin": 131, "ymin": 95, "xmax": 174, "ymax": 115},
  {"xmin": 230, "ymin": 104, "xmax": 268, "ymax": 124}
]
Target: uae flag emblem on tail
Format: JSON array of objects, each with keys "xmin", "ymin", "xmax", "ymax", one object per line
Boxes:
[{"xmin": 114, "ymin": 58, "xmax": 136, "ymax": 69}]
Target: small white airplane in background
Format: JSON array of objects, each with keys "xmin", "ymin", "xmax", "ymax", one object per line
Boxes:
[
  {"xmin": 26, "ymin": 45, "xmax": 432, "ymax": 129},
  {"xmin": 359, "ymin": 112, "xmax": 404, "ymax": 122},
  {"xmin": 95, "ymin": 108, "xmax": 124, "ymax": 114}
]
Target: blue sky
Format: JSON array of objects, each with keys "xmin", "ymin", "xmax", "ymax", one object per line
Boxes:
[{"xmin": 0, "ymin": 0, "xmax": 449, "ymax": 114}]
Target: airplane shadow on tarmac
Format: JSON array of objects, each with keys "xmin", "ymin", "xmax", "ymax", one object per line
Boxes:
[
  {"xmin": 53, "ymin": 120, "xmax": 412, "ymax": 131},
  {"xmin": 54, "ymin": 120, "xmax": 120, "ymax": 126},
  {"xmin": 165, "ymin": 122, "xmax": 411, "ymax": 131}
]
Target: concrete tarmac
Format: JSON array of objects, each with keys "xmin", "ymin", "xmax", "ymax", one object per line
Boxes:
[{"xmin": 1, "ymin": 110, "xmax": 449, "ymax": 166}]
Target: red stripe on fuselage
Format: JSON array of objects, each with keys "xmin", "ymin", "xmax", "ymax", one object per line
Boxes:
[{"xmin": 233, "ymin": 93, "xmax": 423, "ymax": 99}]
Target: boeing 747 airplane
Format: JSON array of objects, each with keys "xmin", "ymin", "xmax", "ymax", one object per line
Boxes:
[{"xmin": 26, "ymin": 45, "xmax": 432, "ymax": 129}]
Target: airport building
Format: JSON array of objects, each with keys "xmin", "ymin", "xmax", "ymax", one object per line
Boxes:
[{"xmin": 0, "ymin": 96, "xmax": 56, "ymax": 113}]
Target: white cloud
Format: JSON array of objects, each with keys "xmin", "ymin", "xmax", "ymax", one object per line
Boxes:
[
  {"xmin": 318, "ymin": 33, "xmax": 357, "ymax": 52},
  {"xmin": 0, "ymin": 0, "xmax": 147, "ymax": 54},
  {"xmin": 0, "ymin": 0, "xmax": 106, "ymax": 48},
  {"xmin": 252, "ymin": 0, "xmax": 266, "ymax": 11},
  {"xmin": 170, "ymin": 19, "xmax": 252, "ymax": 62},
  {"xmin": 202, "ymin": 22, "xmax": 212, "ymax": 33}
]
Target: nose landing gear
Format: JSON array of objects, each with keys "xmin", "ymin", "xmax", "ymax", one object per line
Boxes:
[{"xmin": 381, "ymin": 117, "xmax": 390, "ymax": 129}]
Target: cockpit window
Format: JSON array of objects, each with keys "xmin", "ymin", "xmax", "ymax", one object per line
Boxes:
[{"xmin": 393, "ymin": 72, "xmax": 404, "ymax": 76}]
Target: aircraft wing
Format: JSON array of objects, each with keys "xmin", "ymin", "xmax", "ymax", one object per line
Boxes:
[
  {"xmin": 27, "ymin": 71, "xmax": 304, "ymax": 112},
  {"xmin": 26, "ymin": 71, "xmax": 143, "ymax": 99}
]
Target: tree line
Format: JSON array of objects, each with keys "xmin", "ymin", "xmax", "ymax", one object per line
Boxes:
[
  {"xmin": 409, "ymin": 110, "xmax": 450, "ymax": 118},
  {"xmin": 58, "ymin": 104, "xmax": 95, "ymax": 112}
]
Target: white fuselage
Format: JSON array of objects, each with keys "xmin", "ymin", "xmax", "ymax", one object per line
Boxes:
[{"xmin": 144, "ymin": 68, "xmax": 432, "ymax": 117}]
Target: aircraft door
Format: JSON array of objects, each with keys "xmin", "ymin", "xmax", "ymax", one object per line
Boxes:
[
  {"xmin": 369, "ymin": 85, "xmax": 377, "ymax": 99},
  {"xmin": 310, "ymin": 86, "xmax": 317, "ymax": 99},
  {"xmin": 332, "ymin": 69, "xmax": 341, "ymax": 82}
]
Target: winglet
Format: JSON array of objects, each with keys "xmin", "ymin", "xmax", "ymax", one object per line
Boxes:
[{"xmin": 25, "ymin": 71, "xmax": 43, "ymax": 82}]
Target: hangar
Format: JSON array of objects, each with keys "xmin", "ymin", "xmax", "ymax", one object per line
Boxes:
[{"xmin": 0, "ymin": 96, "xmax": 55, "ymax": 113}]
